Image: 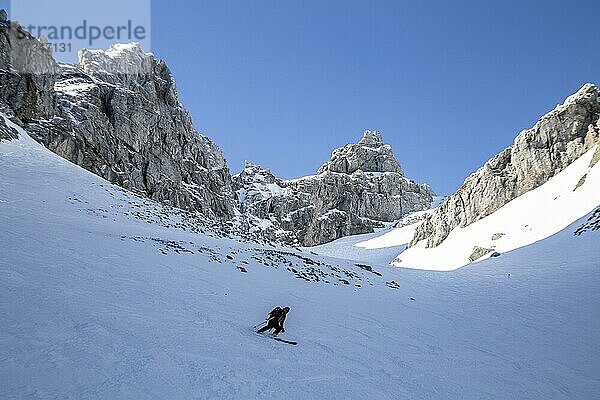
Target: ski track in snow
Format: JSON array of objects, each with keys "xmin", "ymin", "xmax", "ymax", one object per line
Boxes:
[{"xmin": 1, "ymin": 125, "xmax": 600, "ymax": 399}]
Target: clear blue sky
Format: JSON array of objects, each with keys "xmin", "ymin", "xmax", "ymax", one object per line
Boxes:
[{"xmin": 151, "ymin": 0, "xmax": 598, "ymax": 195}]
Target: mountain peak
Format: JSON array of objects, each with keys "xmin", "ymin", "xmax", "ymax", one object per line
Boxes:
[
  {"xmin": 358, "ymin": 129, "xmax": 384, "ymax": 146},
  {"xmin": 558, "ymin": 83, "xmax": 599, "ymax": 110},
  {"xmin": 78, "ymin": 42, "xmax": 154, "ymax": 77},
  {"xmin": 317, "ymin": 130, "xmax": 403, "ymax": 175}
]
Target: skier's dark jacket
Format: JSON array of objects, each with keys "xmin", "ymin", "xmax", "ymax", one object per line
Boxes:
[{"xmin": 267, "ymin": 307, "xmax": 288, "ymax": 329}]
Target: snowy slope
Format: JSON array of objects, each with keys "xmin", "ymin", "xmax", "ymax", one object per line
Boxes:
[
  {"xmin": 309, "ymin": 209, "xmax": 434, "ymax": 265},
  {"xmin": 355, "ymin": 222, "xmax": 419, "ymax": 250},
  {"xmin": 308, "ymin": 222, "xmax": 410, "ymax": 265},
  {"xmin": 1, "ymin": 124, "xmax": 600, "ymax": 399},
  {"xmin": 393, "ymin": 146, "xmax": 600, "ymax": 271}
]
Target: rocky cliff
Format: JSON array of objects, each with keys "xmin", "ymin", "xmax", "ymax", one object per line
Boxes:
[
  {"xmin": 410, "ymin": 84, "xmax": 600, "ymax": 248},
  {"xmin": 0, "ymin": 16, "xmax": 236, "ymax": 219},
  {"xmin": 0, "ymin": 111, "xmax": 19, "ymax": 141},
  {"xmin": 0, "ymin": 11, "xmax": 57, "ymax": 123},
  {"xmin": 234, "ymin": 130, "xmax": 434, "ymax": 246}
]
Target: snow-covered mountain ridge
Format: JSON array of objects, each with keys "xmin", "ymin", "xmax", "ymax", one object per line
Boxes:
[
  {"xmin": 1, "ymin": 13, "xmax": 596, "ymax": 255},
  {"xmin": 411, "ymin": 83, "xmax": 600, "ymax": 249},
  {"xmin": 2, "ymin": 110, "xmax": 600, "ymax": 399},
  {"xmin": 393, "ymin": 143, "xmax": 600, "ymax": 270}
]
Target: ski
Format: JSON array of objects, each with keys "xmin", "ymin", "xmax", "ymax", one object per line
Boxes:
[
  {"xmin": 271, "ymin": 337, "xmax": 298, "ymax": 345},
  {"xmin": 254, "ymin": 330, "xmax": 298, "ymax": 345}
]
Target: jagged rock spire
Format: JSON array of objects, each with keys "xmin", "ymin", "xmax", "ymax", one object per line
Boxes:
[
  {"xmin": 358, "ymin": 129, "xmax": 384, "ymax": 146},
  {"xmin": 317, "ymin": 129, "xmax": 403, "ymax": 175}
]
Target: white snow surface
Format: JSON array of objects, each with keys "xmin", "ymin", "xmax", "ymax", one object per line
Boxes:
[
  {"xmin": 82, "ymin": 42, "xmax": 151, "ymax": 61},
  {"xmin": 355, "ymin": 221, "xmax": 421, "ymax": 250},
  {"xmin": 1, "ymin": 124, "xmax": 600, "ymax": 399},
  {"xmin": 54, "ymin": 81, "xmax": 97, "ymax": 97},
  {"xmin": 394, "ymin": 146, "xmax": 600, "ymax": 271},
  {"xmin": 309, "ymin": 209, "xmax": 434, "ymax": 264},
  {"xmin": 308, "ymin": 222, "xmax": 410, "ymax": 266}
]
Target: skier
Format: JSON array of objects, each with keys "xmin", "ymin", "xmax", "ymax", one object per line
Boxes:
[{"xmin": 256, "ymin": 306, "xmax": 290, "ymax": 336}]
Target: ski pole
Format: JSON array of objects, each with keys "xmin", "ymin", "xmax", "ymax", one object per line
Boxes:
[{"xmin": 253, "ymin": 320, "xmax": 267, "ymax": 329}]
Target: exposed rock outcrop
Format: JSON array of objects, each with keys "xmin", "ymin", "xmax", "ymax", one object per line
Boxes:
[
  {"xmin": 0, "ymin": 15, "xmax": 58, "ymax": 122},
  {"xmin": 411, "ymin": 84, "xmax": 600, "ymax": 248},
  {"xmin": 468, "ymin": 246, "xmax": 494, "ymax": 262},
  {"xmin": 0, "ymin": 112, "xmax": 19, "ymax": 141},
  {"xmin": 574, "ymin": 206, "xmax": 600, "ymax": 236},
  {"xmin": 317, "ymin": 130, "xmax": 403, "ymax": 175},
  {"xmin": 23, "ymin": 46, "xmax": 235, "ymax": 219},
  {"xmin": 491, "ymin": 232, "xmax": 505, "ymax": 241},
  {"xmin": 235, "ymin": 130, "xmax": 434, "ymax": 246}
]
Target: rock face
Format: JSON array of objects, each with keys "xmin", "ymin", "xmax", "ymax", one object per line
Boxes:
[
  {"xmin": 20, "ymin": 45, "xmax": 235, "ymax": 219},
  {"xmin": 411, "ymin": 84, "xmax": 600, "ymax": 248},
  {"xmin": 468, "ymin": 246, "xmax": 494, "ymax": 263},
  {"xmin": 0, "ymin": 112, "xmax": 19, "ymax": 141},
  {"xmin": 234, "ymin": 130, "xmax": 434, "ymax": 246},
  {"xmin": 0, "ymin": 17, "xmax": 58, "ymax": 122},
  {"xmin": 0, "ymin": 18, "xmax": 236, "ymax": 219},
  {"xmin": 574, "ymin": 206, "xmax": 600, "ymax": 236},
  {"xmin": 317, "ymin": 130, "xmax": 403, "ymax": 175}
]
